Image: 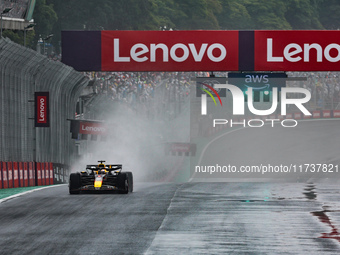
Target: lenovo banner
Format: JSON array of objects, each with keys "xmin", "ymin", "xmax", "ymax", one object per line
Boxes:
[
  {"xmin": 79, "ymin": 121, "xmax": 107, "ymax": 135},
  {"xmin": 254, "ymin": 30, "xmax": 340, "ymax": 71},
  {"xmin": 62, "ymin": 30, "xmax": 340, "ymax": 72},
  {"xmin": 62, "ymin": 30, "xmax": 239, "ymax": 71},
  {"xmin": 164, "ymin": 143, "xmax": 197, "ymax": 157},
  {"xmin": 35, "ymin": 92, "xmax": 50, "ymax": 127},
  {"xmin": 101, "ymin": 30, "xmax": 239, "ymax": 71}
]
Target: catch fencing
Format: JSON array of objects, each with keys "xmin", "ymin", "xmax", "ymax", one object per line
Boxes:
[{"xmin": 0, "ymin": 38, "xmax": 88, "ymax": 187}]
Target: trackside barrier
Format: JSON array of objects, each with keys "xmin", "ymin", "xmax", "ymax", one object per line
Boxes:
[
  {"xmin": 41, "ymin": 163, "xmax": 46, "ymax": 186},
  {"xmin": 29, "ymin": 162, "xmax": 35, "ymax": 187},
  {"xmin": 0, "ymin": 161, "xmax": 66, "ymax": 189},
  {"xmin": 313, "ymin": 111, "xmax": 321, "ymax": 118},
  {"xmin": 13, "ymin": 162, "xmax": 19, "ymax": 188},
  {"xmin": 49, "ymin": 163, "xmax": 69, "ymax": 184},
  {"xmin": 36, "ymin": 163, "xmax": 42, "ymax": 186},
  {"xmin": 164, "ymin": 143, "xmax": 197, "ymax": 157},
  {"xmin": 44, "ymin": 163, "xmax": 47, "ymax": 185},
  {"xmin": 45, "ymin": 162, "xmax": 49, "ymax": 185},
  {"xmin": 54, "ymin": 165, "xmax": 59, "ymax": 183},
  {"xmin": 60, "ymin": 166, "xmax": 64, "ymax": 183},
  {"xmin": 24, "ymin": 162, "xmax": 28, "ymax": 187},
  {"xmin": 294, "ymin": 113, "xmax": 302, "ymax": 120},
  {"xmin": 0, "ymin": 162, "xmax": 2, "ymax": 189},
  {"xmin": 334, "ymin": 110, "xmax": 340, "ymax": 118},
  {"xmin": 2, "ymin": 162, "xmax": 8, "ymax": 189},
  {"xmin": 323, "ymin": 110, "xmax": 331, "ymax": 118},
  {"xmin": 8, "ymin": 162, "xmax": 13, "ymax": 188},
  {"xmin": 64, "ymin": 167, "xmax": 69, "ymax": 183},
  {"xmin": 286, "ymin": 113, "xmax": 293, "ymax": 119},
  {"xmin": 45, "ymin": 163, "xmax": 49, "ymax": 185},
  {"xmin": 19, "ymin": 162, "xmax": 24, "ymax": 187},
  {"xmin": 42, "ymin": 163, "xmax": 46, "ymax": 186},
  {"xmin": 53, "ymin": 164, "xmax": 69, "ymax": 184},
  {"xmin": 49, "ymin": 163, "xmax": 54, "ymax": 185}
]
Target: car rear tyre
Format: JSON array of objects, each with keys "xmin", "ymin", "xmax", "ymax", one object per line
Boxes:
[
  {"xmin": 126, "ymin": 172, "xmax": 133, "ymax": 193},
  {"xmin": 117, "ymin": 173, "xmax": 130, "ymax": 194},
  {"xmin": 69, "ymin": 173, "xmax": 81, "ymax": 194}
]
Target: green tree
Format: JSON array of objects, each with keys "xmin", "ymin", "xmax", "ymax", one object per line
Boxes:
[
  {"xmin": 25, "ymin": 0, "xmax": 340, "ymax": 55},
  {"xmin": 285, "ymin": 0, "xmax": 323, "ymax": 29},
  {"xmin": 217, "ymin": 0, "xmax": 252, "ymax": 29},
  {"xmin": 2, "ymin": 29, "xmax": 36, "ymax": 47},
  {"xmin": 110, "ymin": 0, "xmax": 160, "ymax": 30},
  {"xmin": 318, "ymin": 0, "xmax": 340, "ymax": 29},
  {"xmin": 172, "ymin": 0, "xmax": 221, "ymax": 29},
  {"xmin": 241, "ymin": 0, "xmax": 291, "ymax": 29},
  {"xmin": 34, "ymin": 0, "xmax": 58, "ymax": 40},
  {"xmin": 149, "ymin": 0, "xmax": 179, "ymax": 29}
]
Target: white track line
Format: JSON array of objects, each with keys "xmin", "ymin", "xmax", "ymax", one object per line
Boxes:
[{"xmin": 0, "ymin": 184, "xmax": 67, "ymax": 204}]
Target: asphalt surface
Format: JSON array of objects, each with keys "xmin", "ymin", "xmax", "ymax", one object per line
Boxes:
[
  {"xmin": 0, "ymin": 183, "xmax": 180, "ymax": 255},
  {"xmin": 146, "ymin": 181, "xmax": 340, "ymax": 254},
  {"xmin": 0, "ymin": 181, "xmax": 339, "ymax": 254},
  {"xmin": 0, "ymin": 120, "xmax": 340, "ymax": 254}
]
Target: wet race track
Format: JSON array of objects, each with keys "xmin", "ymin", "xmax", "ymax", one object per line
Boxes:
[
  {"xmin": 0, "ymin": 182, "xmax": 340, "ymax": 254},
  {"xmin": 1, "ymin": 120, "xmax": 340, "ymax": 254}
]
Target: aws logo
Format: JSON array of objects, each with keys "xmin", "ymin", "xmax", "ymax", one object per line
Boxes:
[
  {"xmin": 243, "ymin": 74, "xmax": 270, "ymax": 90},
  {"xmin": 228, "ymin": 72, "xmax": 287, "ymax": 92}
]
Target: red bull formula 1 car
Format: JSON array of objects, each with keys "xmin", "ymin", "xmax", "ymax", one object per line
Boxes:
[{"xmin": 69, "ymin": 161, "xmax": 133, "ymax": 194}]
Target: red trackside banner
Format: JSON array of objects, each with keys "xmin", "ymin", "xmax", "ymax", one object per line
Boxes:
[
  {"xmin": 0, "ymin": 162, "xmax": 2, "ymax": 189},
  {"xmin": 101, "ymin": 30, "xmax": 239, "ymax": 71},
  {"xmin": 7, "ymin": 162, "xmax": 13, "ymax": 188},
  {"xmin": 45, "ymin": 162, "xmax": 49, "ymax": 185},
  {"xmin": 254, "ymin": 30, "xmax": 340, "ymax": 71},
  {"xmin": 62, "ymin": 30, "xmax": 340, "ymax": 72},
  {"xmin": 37, "ymin": 163, "xmax": 42, "ymax": 186},
  {"xmin": 41, "ymin": 163, "xmax": 45, "ymax": 186},
  {"xmin": 13, "ymin": 162, "xmax": 19, "ymax": 188},
  {"xmin": 29, "ymin": 162, "xmax": 35, "ymax": 186},
  {"xmin": 24, "ymin": 162, "xmax": 28, "ymax": 187},
  {"xmin": 79, "ymin": 121, "xmax": 108, "ymax": 135},
  {"xmin": 35, "ymin": 92, "xmax": 50, "ymax": 127},
  {"xmin": 19, "ymin": 162, "xmax": 24, "ymax": 187},
  {"xmin": 2, "ymin": 162, "xmax": 8, "ymax": 189},
  {"xmin": 333, "ymin": 110, "xmax": 340, "ymax": 118}
]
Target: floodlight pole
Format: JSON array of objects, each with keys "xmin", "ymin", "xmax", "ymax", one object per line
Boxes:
[{"xmin": 43, "ymin": 34, "xmax": 53, "ymax": 55}]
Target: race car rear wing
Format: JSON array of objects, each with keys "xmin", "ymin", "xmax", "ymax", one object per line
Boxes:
[
  {"xmin": 107, "ymin": 165, "xmax": 123, "ymax": 170},
  {"xmin": 86, "ymin": 164, "xmax": 122, "ymax": 171}
]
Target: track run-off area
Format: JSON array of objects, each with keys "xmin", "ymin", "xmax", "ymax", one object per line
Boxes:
[{"xmin": 1, "ymin": 120, "xmax": 340, "ymax": 254}]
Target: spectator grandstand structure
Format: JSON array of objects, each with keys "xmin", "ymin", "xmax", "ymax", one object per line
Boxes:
[{"xmin": 0, "ymin": 0, "xmax": 35, "ymax": 30}]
